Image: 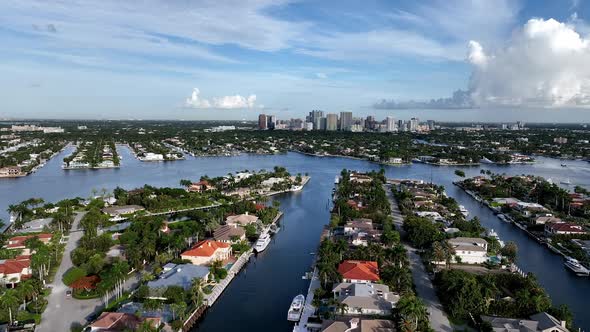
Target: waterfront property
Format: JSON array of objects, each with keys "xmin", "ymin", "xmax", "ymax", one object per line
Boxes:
[
  {"xmin": 5, "ymin": 233, "xmax": 53, "ymax": 255},
  {"xmin": 147, "ymin": 264, "xmax": 210, "ymax": 299},
  {"xmin": 338, "ymin": 260, "xmax": 380, "ymax": 284},
  {"xmin": 225, "ymin": 213, "xmax": 259, "ymax": 226},
  {"xmin": 181, "ymin": 239, "xmax": 232, "ymax": 266},
  {"xmin": 331, "ymin": 283, "xmax": 399, "ymax": 316},
  {"xmin": 446, "ymin": 237, "xmax": 489, "ymax": 264}
]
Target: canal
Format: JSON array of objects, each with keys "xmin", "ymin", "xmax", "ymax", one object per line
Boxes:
[{"xmin": 0, "ymin": 146, "xmax": 589, "ymax": 330}]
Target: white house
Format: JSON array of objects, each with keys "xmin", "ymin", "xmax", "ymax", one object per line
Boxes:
[
  {"xmin": 448, "ymin": 237, "xmax": 488, "ymax": 264},
  {"xmin": 332, "ymin": 283, "xmax": 400, "ymax": 316}
]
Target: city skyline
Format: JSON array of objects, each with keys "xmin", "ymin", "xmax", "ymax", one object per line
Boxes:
[{"xmin": 1, "ymin": 1, "xmax": 590, "ymax": 122}]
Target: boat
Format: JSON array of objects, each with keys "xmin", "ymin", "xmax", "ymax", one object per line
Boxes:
[
  {"xmin": 560, "ymin": 178, "xmax": 571, "ymax": 185},
  {"xmin": 561, "ymin": 164, "xmax": 567, "ymax": 167},
  {"xmin": 270, "ymin": 224, "xmax": 280, "ymax": 234},
  {"xmin": 459, "ymin": 205, "xmax": 469, "ymax": 218},
  {"xmin": 287, "ymin": 294, "xmax": 305, "ymax": 321},
  {"xmin": 254, "ymin": 232, "xmax": 271, "ymax": 253},
  {"xmin": 497, "ymin": 214, "xmax": 510, "ymax": 223},
  {"xmin": 564, "ymin": 257, "xmax": 590, "ymax": 276},
  {"xmin": 487, "ymin": 229, "xmax": 505, "ymax": 247}
]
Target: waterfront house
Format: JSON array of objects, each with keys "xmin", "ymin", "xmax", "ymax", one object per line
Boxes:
[
  {"xmin": 5, "ymin": 233, "xmax": 53, "ymax": 255},
  {"xmin": 447, "ymin": 237, "xmax": 488, "ymax": 264},
  {"xmin": 0, "ymin": 166, "xmax": 23, "ymax": 177},
  {"xmin": 101, "ymin": 205, "xmax": 145, "ymax": 218},
  {"xmin": 188, "ymin": 180, "xmax": 213, "ymax": 192},
  {"xmin": 332, "ymin": 283, "xmax": 399, "ymax": 316},
  {"xmin": 515, "ymin": 202, "xmax": 549, "ymax": 217},
  {"xmin": 213, "ymin": 224, "xmax": 246, "ymax": 243},
  {"xmin": 481, "ymin": 312, "xmax": 569, "ymax": 332},
  {"xmin": 341, "ymin": 219, "xmax": 381, "ymax": 247},
  {"xmin": 0, "ymin": 255, "xmax": 32, "ymax": 287},
  {"xmin": 338, "ymin": 260, "xmax": 380, "ymax": 283},
  {"xmin": 181, "ymin": 240, "xmax": 232, "ymax": 266},
  {"xmin": 147, "ymin": 264, "xmax": 210, "ymax": 299},
  {"xmin": 544, "ymin": 222, "xmax": 587, "ymax": 236},
  {"xmin": 225, "ymin": 213, "xmax": 259, "ymax": 226},
  {"xmin": 89, "ymin": 312, "xmax": 161, "ymax": 331},
  {"xmin": 534, "ymin": 216, "xmax": 562, "ymax": 225},
  {"xmin": 321, "ymin": 318, "xmax": 396, "ymax": 332}
]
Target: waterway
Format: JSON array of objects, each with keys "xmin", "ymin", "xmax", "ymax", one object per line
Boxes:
[{"xmin": 0, "ymin": 146, "xmax": 589, "ymax": 330}]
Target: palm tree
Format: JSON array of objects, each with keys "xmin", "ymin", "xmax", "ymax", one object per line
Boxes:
[
  {"xmin": 17, "ymin": 280, "xmax": 35, "ymax": 310},
  {"xmin": 431, "ymin": 241, "xmax": 446, "ymax": 268},
  {"xmin": 397, "ymin": 295, "xmax": 428, "ymax": 329},
  {"xmin": 190, "ymin": 278, "xmax": 205, "ymax": 306},
  {"xmin": 1, "ymin": 289, "xmax": 20, "ymax": 324}
]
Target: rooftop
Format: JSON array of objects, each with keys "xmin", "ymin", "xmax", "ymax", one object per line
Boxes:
[{"xmin": 338, "ymin": 260, "xmax": 380, "ymax": 282}]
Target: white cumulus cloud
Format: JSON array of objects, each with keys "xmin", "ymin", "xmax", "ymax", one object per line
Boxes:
[
  {"xmin": 185, "ymin": 88, "xmax": 257, "ymax": 109},
  {"xmin": 467, "ymin": 18, "xmax": 590, "ymax": 107}
]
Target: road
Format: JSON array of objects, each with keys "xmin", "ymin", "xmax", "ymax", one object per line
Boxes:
[
  {"xmin": 37, "ymin": 212, "xmax": 140, "ymax": 331},
  {"xmin": 385, "ymin": 185, "xmax": 453, "ymax": 332}
]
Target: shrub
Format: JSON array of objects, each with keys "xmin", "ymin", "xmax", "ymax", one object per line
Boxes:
[{"xmin": 62, "ymin": 266, "xmax": 87, "ymax": 286}]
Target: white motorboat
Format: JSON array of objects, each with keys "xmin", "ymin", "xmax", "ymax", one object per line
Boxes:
[
  {"xmin": 564, "ymin": 257, "xmax": 590, "ymax": 276},
  {"xmin": 487, "ymin": 229, "xmax": 505, "ymax": 247},
  {"xmin": 254, "ymin": 232, "xmax": 271, "ymax": 253},
  {"xmin": 459, "ymin": 205, "xmax": 469, "ymax": 218},
  {"xmin": 497, "ymin": 214, "xmax": 509, "ymax": 223},
  {"xmin": 287, "ymin": 294, "xmax": 305, "ymax": 321},
  {"xmin": 560, "ymin": 178, "xmax": 571, "ymax": 185}
]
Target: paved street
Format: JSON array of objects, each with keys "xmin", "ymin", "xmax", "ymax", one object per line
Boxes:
[
  {"xmin": 38, "ymin": 212, "xmax": 140, "ymax": 331},
  {"xmin": 37, "ymin": 212, "xmax": 97, "ymax": 332},
  {"xmin": 385, "ymin": 185, "xmax": 453, "ymax": 332}
]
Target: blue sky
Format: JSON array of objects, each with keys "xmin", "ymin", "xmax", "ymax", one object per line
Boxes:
[{"xmin": 1, "ymin": 0, "xmax": 590, "ymax": 122}]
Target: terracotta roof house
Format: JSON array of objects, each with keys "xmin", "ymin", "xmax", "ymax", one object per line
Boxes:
[
  {"xmin": 181, "ymin": 240, "xmax": 232, "ymax": 266},
  {"xmin": 338, "ymin": 260, "xmax": 380, "ymax": 283},
  {"xmin": 5, "ymin": 233, "xmax": 53, "ymax": 255},
  {"xmin": 545, "ymin": 222, "xmax": 587, "ymax": 236},
  {"xmin": 225, "ymin": 213, "xmax": 259, "ymax": 226},
  {"xmin": 213, "ymin": 224, "xmax": 246, "ymax": 243},
  {"xmin": 188, "ymin": 180, "xmax": 214, "ymax": 193},
  {"xmin": 89, "ymin": 312, "xmax": 161, "ymax": 331},
  {"xmin": 0, "ymin": 255, "xmax": 32, "ymax": 286}
]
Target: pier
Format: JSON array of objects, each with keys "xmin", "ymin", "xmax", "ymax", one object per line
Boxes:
[{"xmin": 293, "ymin": 268, "xmax": 320, "ymax": 332}]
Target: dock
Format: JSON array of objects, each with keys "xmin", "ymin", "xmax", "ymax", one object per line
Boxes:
[{"xmin": 293, "ymin": 268, "xmax": 320, "ymax": 332}]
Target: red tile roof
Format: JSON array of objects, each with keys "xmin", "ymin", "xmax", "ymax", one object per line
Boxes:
[
  {"xmin": 0, "ymin": 256, "xmax": 31, "ymax": 275},
  {"xmin": 338, "ymin": 260, "xmax": 380, "ymax": 282},
  {"xmin": 546, "ymin": 222, "xmax": 587, "ymax": 234},
  {"xmin": 181, "ymin": 240, "xmax": 230, "ymax": 258},
  {"xmin": 6, "ymin": 233, "xmax": 52, "ymax": 249}
]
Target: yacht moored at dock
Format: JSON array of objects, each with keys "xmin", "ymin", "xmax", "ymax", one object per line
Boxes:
[
  {"xmin": 254, "ymin": 231, "xmax": 271, "ymax": 253},
  {"xmin": 564, "ymin": 257, "xmax": 590, "ymax": 276},
  {"xmin": 459, "ymin": 205, "xmax": 469, "ymax": 218},
  {"xmin": 287, "ymin": 294, "xmax": 305, "ymax": 321}
]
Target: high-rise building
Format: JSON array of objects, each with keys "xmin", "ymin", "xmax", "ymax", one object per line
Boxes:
[
  {"xmin": 267, "ymin": 115, "xmax": 276, "ymax": 129},
  {"xmin": 304, "ymin": 122, "xmax": 314, "ymax": 131},
  {"xmin": 307, "ymin": 110, "xmax": 324, "ymax": 130},
  {"xmin": 397, "ymin": 120, "xmax": 405, "ymax": 131},
  {"xmin": 326, "ymin": 114, "xmax": 338, "ymax": 131},
  {"xmin": 340, "ymin": 111, "xmax": 353, "ymax": 131},
  {"xmin": 365, "ymin": 116, "xmax": 376, "ymax": 130},
  {"xmin": 385, "ymin": 116, "xmax": 396, "ymax": 132},
  {"xmin": 427, "ymin": 120, "xmax": 435, "ymax": 131},
  {"xmin": 409, "ymin": 118, "xmax": 419, "ymax": 132},
  {"xmin": 258, "ymin": 114, "xmax": 268, "ymax": 130}
]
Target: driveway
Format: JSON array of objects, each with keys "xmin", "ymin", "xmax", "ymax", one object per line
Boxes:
[{"xmin": 385, "ymin": 185, "xmax": 453, "ymax": 332}]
